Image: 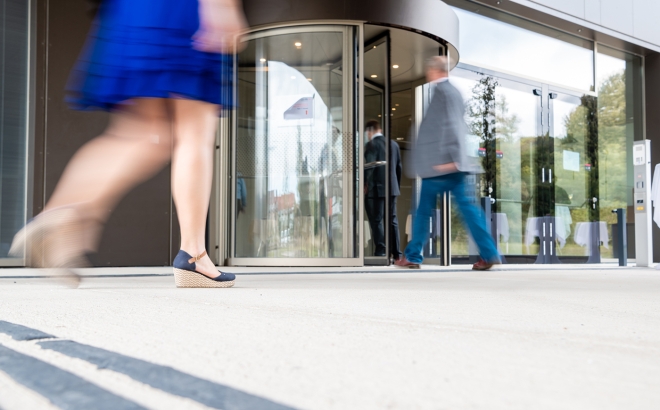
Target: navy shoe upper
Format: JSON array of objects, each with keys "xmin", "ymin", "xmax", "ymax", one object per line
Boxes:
[{"xmin": 173, "ymin": 250, "xmax": 235, "ymax": 282}]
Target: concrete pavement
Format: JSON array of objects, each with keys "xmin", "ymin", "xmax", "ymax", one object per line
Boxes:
[{"xmin": 1, "ymin": 265, "xmax": 660, "ymax": 409}]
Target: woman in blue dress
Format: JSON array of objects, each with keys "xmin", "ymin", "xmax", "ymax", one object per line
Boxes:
[{"xmin": 10, "ymin": 0, "xmax": 246, "ymax": 288}]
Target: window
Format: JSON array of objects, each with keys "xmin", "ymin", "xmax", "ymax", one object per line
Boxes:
[
  {"xmin": 453, "ymin": 7, "xmax": 594, "ymax": 91},
  {"xmin": 0, "ymin": 0, "xmax": 30, "ymax": 260}
]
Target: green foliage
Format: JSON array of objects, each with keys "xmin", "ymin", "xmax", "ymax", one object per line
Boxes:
[{"xmin": 468, "ymin": 76, "xmax": 498, "ymax": 197}]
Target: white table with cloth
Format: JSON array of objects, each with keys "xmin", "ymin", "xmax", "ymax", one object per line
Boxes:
[
  {"xmin": 574, "ymin": 221, "xmax": 609, "ymax": 255},
  {"xmin": 492, "ymin": 213, "xmax": 509, "ymax": 253},
  {"xmin": 524, "ymin": 205, "xmax": 573, "ymax": 252}
]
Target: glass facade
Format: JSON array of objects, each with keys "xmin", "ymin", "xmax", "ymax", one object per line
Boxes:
[
  {"xmin": 448, "ymin": 7, "xmax": 643, "ymax": 263},
  {"xmin": 0, "ymin": 0, "xmax": 30, "ymax": 260},
  {"xmin": 596, "ymin": 46, "xmax": 643, "ymax": 259},
  {"xmin": 453, "ymin": 7, "xmax": 595, "ymax": 92},
  {"xmin": 0, "ymin": 2, "xmax": 650, "ymax": 267}
]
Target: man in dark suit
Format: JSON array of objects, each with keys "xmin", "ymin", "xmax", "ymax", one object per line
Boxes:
[
  {"xmin": 395, "ymin": 56, "xmax": 500, "ymax": 270},
  {"xmin": 364, "ymin": 120, "xmax": 402, "ymax": 259}
]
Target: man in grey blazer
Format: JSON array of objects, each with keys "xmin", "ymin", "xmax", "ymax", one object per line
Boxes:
[{"xmin": 395, "ymin": 56, "xmax": 500, "ymax": 270}]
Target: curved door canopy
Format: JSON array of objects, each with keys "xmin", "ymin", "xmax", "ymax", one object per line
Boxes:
[{"xmin": 242, "ymin": 0, "xmax": 460, "ymax": 65}]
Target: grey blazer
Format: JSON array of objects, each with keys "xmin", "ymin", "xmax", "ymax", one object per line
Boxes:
[{"xmin": 413, "ymin": 80, "xmax": 477, "ymax": 179}]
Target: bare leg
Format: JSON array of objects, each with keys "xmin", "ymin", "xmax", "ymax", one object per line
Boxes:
[
  {"xmin": 44, "ymin": 98, "xmax": 172, "ymax": 253},
  {"xmin": 170, "ymin": 99, "xmax": 220, "ymax": 278}
]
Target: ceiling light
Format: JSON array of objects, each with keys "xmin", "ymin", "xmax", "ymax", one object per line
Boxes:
[
  {"xmin": 307, "ymin": 78, "xmax": 312, "ymax": 81},
  {"xmin": 370, "ymin": 74, "xmax": 378, "ymax": 78},
  {"xmin": 260, "ymin": 58, "xmax": 266, "ymax": 62},
  {"xmin": 392, "ymin": 108, "xmax": 396, "ymax": 111},
  {"xmin": 396, "ymin": 104, "xmax": 400, "ymax": 106},
  {"xmin": 397, "ymin": 138, "xmax": 404, "ymax": 141},
  {"xmin": 373, "ymin": 45, "xmax": 377, "ymax": 49},
  {"xmin": 378, "ymin": 115, "xmax": 381, "ymax": 117},
  {"xmin": 294, "ymin": 42, "xmax": 302, "ymax": 47},
  {"xmin": 392, "ymin": 65, "xmax": 399, "ymax": 69}
]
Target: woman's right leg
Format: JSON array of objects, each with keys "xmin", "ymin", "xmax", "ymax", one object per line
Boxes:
[{"xmin": 43, "ymin": 98, "xmax": 172, "ymax": 254}]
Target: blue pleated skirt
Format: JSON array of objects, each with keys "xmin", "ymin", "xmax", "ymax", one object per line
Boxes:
[{"xmin": 67, "ymin": 0, "xmax": 233, "ymax": 111}]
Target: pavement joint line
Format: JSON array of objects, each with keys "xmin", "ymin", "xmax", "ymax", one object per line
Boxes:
[
  {"xmin": 0, "ymin": 368, "xmax": 59, "ymax": 410},
  {"xmin": 0, "ymin": 320, "xmax": 55, "ymax": 341},
  {"xmin": 0, "ymin": 320, "xmax": 297, "ymax": 410},
  {"xmin": 39, "ymin": 339, "xmax": 298, "ymax": 410},
  {"xmin": 0, "ymin": 335, "xmax": 218, "ymax": 410},
  {"xmin": 0, "ymin": 342, "xmax": 147, "ymax": 410}
]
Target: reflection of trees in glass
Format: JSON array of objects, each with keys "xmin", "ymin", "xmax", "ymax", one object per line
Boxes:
[
  {"xmin": 494, "ymin": 94, "xmax": 522, "ymax": 213},
  {"xmin": 553, "ymin": 94, "xmax": 598, "ymax": 221},
  {"xmin": 468, "ymin": 76, "xmax": 498, "ymax": 198},
  {"xmin": 495, "ymin": 96, "xmax": 520, "ymax": 142},
  {"xmin": 597, "ymin": 71, "xmax": 628, "ymax": 225}
]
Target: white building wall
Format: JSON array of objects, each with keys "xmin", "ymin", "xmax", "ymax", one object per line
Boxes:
[{"xmin": 508, "ymin": 0, "xmax": 660, "ymax": 49}]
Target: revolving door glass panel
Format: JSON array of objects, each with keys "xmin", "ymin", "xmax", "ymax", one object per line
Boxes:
[{"xmin": 233, "ymin": 27, "xmax": 357, "ymax": 260}]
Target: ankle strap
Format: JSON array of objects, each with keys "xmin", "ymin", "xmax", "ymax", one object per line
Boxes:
[{"xmin": 187, "ymin": 250, "xmax": 207, "ymax": 264}]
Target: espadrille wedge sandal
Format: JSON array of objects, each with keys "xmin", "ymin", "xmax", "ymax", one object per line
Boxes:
[
  {"xmin": 173, "ymin": 250, "xmax": 235, "ymax": 288},
  {"xmin": 9, "ymin": 207, "xmax": 84, "ymax": 288}
]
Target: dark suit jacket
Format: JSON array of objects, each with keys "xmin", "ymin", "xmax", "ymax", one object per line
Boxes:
[{"xmin": 365, "ymin": 134, "xmax": 402, "ymax": 197}]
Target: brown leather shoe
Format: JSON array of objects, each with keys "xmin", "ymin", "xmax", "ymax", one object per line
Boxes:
[
  {"xmin": 472, "ymin": 259, "xmax": 499, "ymax": 271},
  {"xmin": 394, "ymin": 257, "xmax": 421, "ymax": 269}
]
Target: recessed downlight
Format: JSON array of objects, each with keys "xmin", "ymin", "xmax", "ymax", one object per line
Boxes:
[
  {"xmin": 370, "ymin": 74, "xmax": 378, "ymax": 78},
  {"xmin": 260, "ymin": 58, "xmax": 266, "ymax": 62},
  {"xmin": 392, "ymin": 64, "xmax": 399, "ymax": 69},
  {"xmin": 294, "ymin": 42, "xmax": 302, "ymax": 47}
]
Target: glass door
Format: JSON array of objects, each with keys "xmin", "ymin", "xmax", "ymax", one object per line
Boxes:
[
  {"xmin": 451, "ymin": 64, "xmax": 601, "ymax": 264},
  {"xmin": 548, "ymin": 88, "xmax": 601, "ymax": 262},
  {"xmin": 230, "ymin": 25, "xmax": 359, "ymax": 266},
  {"xmin": 450, "ymin": 68, "xmax": 544, "ymax": 263},
  {"xmin": 362, "ymin": 33, "xmax": 391, "ymax": 265}
]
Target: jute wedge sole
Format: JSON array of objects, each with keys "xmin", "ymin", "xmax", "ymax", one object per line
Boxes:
[{"xmin": 173, "ymin": 268, "xmax": 235, "ymax": 288}]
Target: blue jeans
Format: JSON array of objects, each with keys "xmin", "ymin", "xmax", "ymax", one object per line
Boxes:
[{"xmin": 404, "ymin": 173, "xmax": 500, "ymax": 264}]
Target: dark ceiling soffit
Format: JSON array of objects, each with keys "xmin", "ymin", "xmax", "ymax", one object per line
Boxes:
[
  {"xmin": 242, "ymin": 0, "xmax": 460, "ymax": 52},
  {"xmin": 443, "ymin": 0, "xmax": 651, "ymax": 56}
]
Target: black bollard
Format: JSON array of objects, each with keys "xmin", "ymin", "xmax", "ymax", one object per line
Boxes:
[{"xmin": 612, "ymin": 208, "xmax": 627, "ymax": 267}]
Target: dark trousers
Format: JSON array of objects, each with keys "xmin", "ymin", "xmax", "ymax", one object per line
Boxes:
[
  {"xmin": 366, "ymin": 196, "xmax": 402, "ymax": 258},
  {"xmin": 389, "ymin": 196, "xmax": 402, "ymax": 259},
  {"xmin": 366, "ymin": 197, "xmax": 386, "ymax": 256}
]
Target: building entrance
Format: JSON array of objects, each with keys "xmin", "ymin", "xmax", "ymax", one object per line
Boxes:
[
  {"xmin": 451, "ymin": 65, "xmax": 605, "ymax": 264},
  {"xmin": 230, "ymin": 25, "xmax": 359, "ymax": 266}
]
